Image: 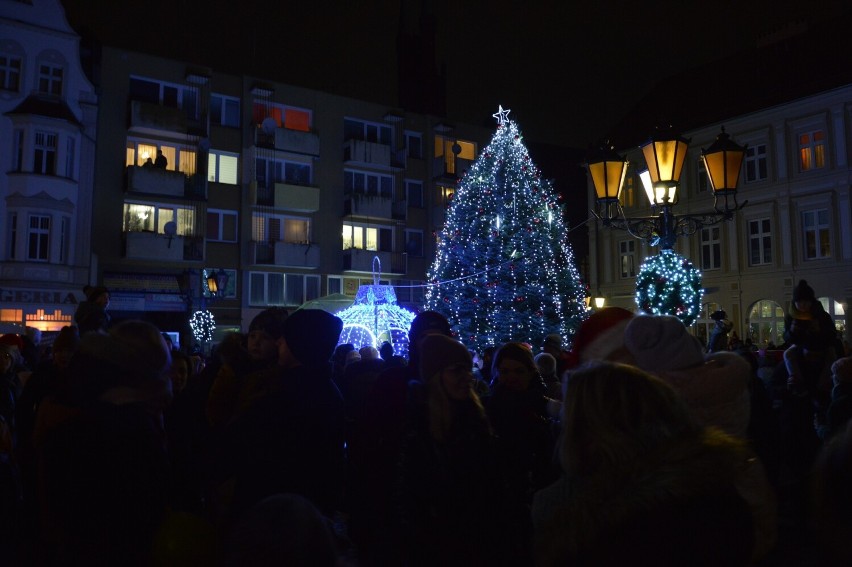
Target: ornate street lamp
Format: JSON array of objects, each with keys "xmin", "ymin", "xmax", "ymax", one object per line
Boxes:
[
  {"xmin": 586, "ymin": 127, "xmax": 747, "ymax": 249},
  {"xmin": 206, "ymin": 268, "xmax": 229, "ymax": 298}
]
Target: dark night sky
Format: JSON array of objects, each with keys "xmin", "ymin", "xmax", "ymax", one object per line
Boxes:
[{"xmin": 61, "ymin": 0, "xmax": 849, "ymax": 148}]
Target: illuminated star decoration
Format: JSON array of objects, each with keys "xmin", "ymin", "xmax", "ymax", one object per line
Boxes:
[{"xmin": 492, "ymin": 105, "xmax": 511, "ymax": 125}]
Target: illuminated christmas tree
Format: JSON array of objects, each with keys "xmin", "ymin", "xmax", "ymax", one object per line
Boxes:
[
  {"xmin": 424, "ymin": 107, "xmax": 588, "ymax": 352},
  {"xmin": 635, "ymin": 249, "xmax": 703, "ymax": 326}
]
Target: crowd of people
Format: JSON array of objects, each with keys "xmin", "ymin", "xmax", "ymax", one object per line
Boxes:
[{"xmin": 0, "ymin": 278, "xmax": 850, "ymax": 566}]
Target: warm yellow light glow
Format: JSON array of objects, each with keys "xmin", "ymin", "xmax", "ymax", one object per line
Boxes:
[
  {"xmin": 588, "ymin": 158, "xmax": 627, "ymax": 201},
  {"xmin": 642, "ymin": 137, "xmax": 688, "ymax": 185},
  {"xmin": 594, "ymin": 297, "xmax": 606, "ymax": 309}
]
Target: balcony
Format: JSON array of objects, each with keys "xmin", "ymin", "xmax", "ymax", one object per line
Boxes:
[
  {"xmin": 129, "ymin": 100, "xmax": 187, "ymax": 138},
  {"xmin": 343, "ymin": 249, "xmax": 407, "ymax": 274},
  {"xmin": 127, "ymin": 165, "xmax": 188, "ymax": 198},
  {"xmin": 254, "ymin": 127, "xmax": 320, "ymax": 157},
  {"xmin": 433, "ymin": 156, "xmax": 472, "ymax": 182},
  {"xmin": 124, "ymin": 231, "xmax": 203, "ymax": 262},
  {"xmin": 251, "ymin": 182, "xmax": 319, "ymax": 211},
  {"xmin": 250, "ymin": 241, "xmax": 320, "ymax": 268},
  {"xmin": 342, "ymin": 139, "xmax": 405, "ymax": 170},
  {"xmin": 343, "ymin": 194, "xmax": 392, "ymax": 219}
]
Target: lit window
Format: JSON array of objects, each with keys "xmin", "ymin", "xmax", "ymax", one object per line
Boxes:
[
  {"xmin": 802, "ymin": 209, "xmax": 830, "ymax": 259},
  {"xmin": 342, "ymin": 223, "xmax": 386, "ymax": 251},
  {"xmin": 799, "ymin": 130, "xmax": 825, "ymax": 171},
  {"xmin": 252, "ymin": 214, "xmax": 310, "ymax": 244},
  {"xmin": 252, "ymin": 102, "xmax": 311, "ymax": 132},
  {"xmin": 123, "ymin": 202, "xmax": 195, "ymax": 235},
  {"xmin": 208, "ymin": 150, "xmax": 239, "ymax": 184}
]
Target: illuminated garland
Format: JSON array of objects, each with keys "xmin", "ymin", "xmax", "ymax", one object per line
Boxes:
[
  {"xmin": 635, "ymin": 250, "xmax": 703, "ymax": 326},
  {"xmin": 424, "ymin": 110, "xmax": 588, "ymax": 352},
  {"xmin": 335, "ymin": 284, "xmax": 417, "ymax": 358},
  {"xmin": 189, "ymin": 309, "xmax": 215, "ymax": 343}
]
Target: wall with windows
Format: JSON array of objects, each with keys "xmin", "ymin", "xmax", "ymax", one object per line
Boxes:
[
  {"xmin": 0, "ymin": 0, "xmax": 99, "ymax": 329},
  {"xmin": 588, "ymin": 84, "xmax": 852, "ymax": 345}
]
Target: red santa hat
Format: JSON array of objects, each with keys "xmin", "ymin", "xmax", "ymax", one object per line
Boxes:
[{"xmin": 566, "ymin": 307, "xmax": 634, "ymax": 368}]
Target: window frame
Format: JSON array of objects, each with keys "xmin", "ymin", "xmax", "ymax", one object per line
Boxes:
[
  {"xmin": 208, "ymin": 149, "xmax": 240, "ymax": 184},
  {"xmin": 206, "ymin": 209, "xmax": 238, "ymax": 243},
  {"xmin": 344, "ymin": 118, "xmax": 393, "ymax": 145},
  {"xmin": 342, "ymin": 222, "xmax": 393, "ymax": 252},
  {"xmin": 747, "ymin": 217, "xmax": 772, "ymax": 266},
  {"xmin": 37, "ymin": 62, "xmax": 63, "ymax": 97},
  {"xmin": 619, "ymin": 239, "xmax": 636, "ymax": 278},
  {"xmin": 126, "ymin": 137, "xmax": 197, "ymax": 175},
  {"xmin": 700, "ymin": 226, "xmax": 722, "ymax": 270},
  {"xmin": 128, "ymin": 76, "xmax": 198, "ymax": 119},
  {"xmin": 33, "ymin": 130, "xmax": 57, "ymax": 175},
  {"xmin": 256, "ymin": 156, "xmax": 312, "ymax": 187},
  {"xmin": 0, "ymin": 53, "xmax": 22, "ymax": 92},
  {"xmin": 744, "ymin": 143, "xmax": 768, "ymax": 183},
  {"xmin": 210, "ymin": 93, "xmax": 240, "ymax": 127},
  {"xmin": 405, "ymin": 179, "xmax": 423, "ymax": 207},
  {"xmin": 404, "ymin": 229, "xmax": 424, "ymax": 257},
  {"xmin": 252, "ymin": 213, "xmax": 311, "ymax": 244},
  {"xmin": 801, "ymin": 208, "xmax": 831, "ymax": 260},
  {"xmin": 405, "ymin": 131, "xmax": 423, "ymax": 158},
  {"xmin": 344, "ymin": 169, "xmax": 393, "ymax": 198},
  {"xmin": 252, "ymin": 101, "xmax": 312, "ymax": 132},
  {"xmin": 122, "ymin": 200, "xmax": 196, "ymax": 236},
  {"xmin": 327, "ymin": 275, "xmax": 343, "ymax": 296},
  {"xmin": 798, "ymin": 129, "xmax": 826, "ymax": 172},
  {"xmin": 27, "ymin": 214, "xmax": 51, "ymax": 262}
]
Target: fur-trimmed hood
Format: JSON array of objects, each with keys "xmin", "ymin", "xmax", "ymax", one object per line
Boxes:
[{"xmin": 654, "ymin": 351, "xmax": 752, "ymax": 438}]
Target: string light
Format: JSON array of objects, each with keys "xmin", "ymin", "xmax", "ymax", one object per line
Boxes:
[
  {"xmin": 635, "ymin": 249, "xmax": 703, "ymax": 326},
  {"xmin": 336, "ymin": 283, "xmax": 417, "ymax": 358},
  {"xmin": 424, "ymin": 110, "xmax": 588, "ymax": 352},
  {"xmin": 189, "ymin": 309, "xmax": 215, "ymax": 343}
]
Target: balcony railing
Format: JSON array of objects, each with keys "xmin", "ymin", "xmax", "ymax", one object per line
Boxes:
[
  {"xmin": 129, "ymin": 100, "xmax": 187, "ymax": 135},
  {"xmin": 127, "ymin": 166, "xmax": 206, "ymax": 199},
  {"xmin": 124, "ymin": 231, "xmax": 203, "ymax": 262},
  {"xmin": 343, "ymin": 193, "xmax": 393, "ymax": 218},
  {"xmin": 432, "ymin": 156, "xmax": 472, "ymax": 181},
  {"xmin": 253, "ymin": 127, "xmax": 321, "ymax": 157},
  {"xmin": 251, "ymin": 181, "xmax": 320, "ymax": 211},
  {"xmin": 343, "ymin": 249, "xmax": 406, "ymax": 274},
  {"xmin": 250, "ymin": 241, "xmax": 320, "ymax": 268}
]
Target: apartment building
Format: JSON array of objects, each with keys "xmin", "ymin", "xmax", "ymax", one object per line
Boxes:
[
  {"xmin": 89, "ymin": 45, "xmax": 488, "ymax": 347},
  {"xmin": 588, "ymin": 84, "xmax": 852, "ymax": 347},
  {"xmin": 0, "ymin": 0, "xmax": 98, "ymax": 332}
]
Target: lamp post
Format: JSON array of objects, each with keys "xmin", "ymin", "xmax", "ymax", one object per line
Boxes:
[
  {"xmin": 585, "ymin": 127, "xmax": 747, "ymax": 249},
  {"xmin": 206, "ymin": 268, "xmax": 229, "ymax": 298}
]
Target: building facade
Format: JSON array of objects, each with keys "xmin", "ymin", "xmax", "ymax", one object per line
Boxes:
[
  {"xmin": 89, "ymin": 45, "xmax": 489, "ymax": 348},
  {"xmin": 588, "ymin": 84, "xmax": 852, "ymax": 348},
  {"xmin": 0, "ymin": 0, "xmax": 98, "ymax": 332}
]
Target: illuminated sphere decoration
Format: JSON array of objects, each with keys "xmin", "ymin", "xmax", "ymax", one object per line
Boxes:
[
  {"xmin": 635, "ymin": 249, "xmax": 703, "ymax": 327},
  {"xmin": 189, "ymin": 309, "xmax": 215, "ymax": 343}
]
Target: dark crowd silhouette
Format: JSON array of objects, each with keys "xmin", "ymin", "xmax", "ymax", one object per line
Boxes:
[{"xmin": 1, "ymin": 295, "xmax": 850, "ymax": 566}]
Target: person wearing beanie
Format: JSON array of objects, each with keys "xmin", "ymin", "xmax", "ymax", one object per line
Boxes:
[
  {"xmin": 623, "ymin": 314, "xmax": 777, "ymax": 561},
  {"xmin": 399, "ymin": 334, "xmax": 527, "ymax": 566},
  {"xmin": 535, "ymin": 352, "xmax": 561, "ymax": 400},
  {"xmin": 216, "ymin": 309, "xmax": 345, "ymax": 520},
  {"xmin": 783, "ymin": 280, "xmax": 838, "ymax": 404},
  {"xmin": 565, "ymin": 307, "xmax": 635, "ymax": 370}
]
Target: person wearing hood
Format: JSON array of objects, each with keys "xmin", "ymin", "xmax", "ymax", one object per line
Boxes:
[
  {"xmin": 217, "ymin": 309, "xmax": 345, "ymax": 520},
  {"xmin": 534, "ymin": 362, "xmax": 755, "ymax": 567},
  {"xmin": 707, "ymin": 309, "xmax": 733, "ymax": 353},
  {"xmin": 35, "ymin": 320, "xmax": 173, "ymax": 565},
  {"xmin": 623, "ymin": 314, "xmax": 777, "ymax": 562}
]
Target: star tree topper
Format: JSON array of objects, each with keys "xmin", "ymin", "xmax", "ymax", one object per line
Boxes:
[{"xmin": 492, "ymin": 105, "xmax": 511, "ymax": 125}]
